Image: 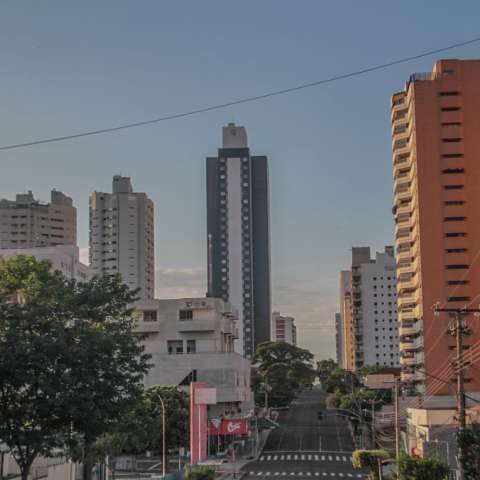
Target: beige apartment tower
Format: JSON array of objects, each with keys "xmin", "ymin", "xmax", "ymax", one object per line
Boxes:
[
  {"xmin": 89, "ymin": 176, "xmax": 154, "ymax": 299},
  {"xmin": 392, "ymin": 59, "xmax": 480, "ymax": 395},
  {"xmin": 0, "ymin": 190, "xmax": 76, "ymax": 249}
]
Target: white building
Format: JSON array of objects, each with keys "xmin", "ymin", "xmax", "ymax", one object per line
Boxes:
[
  {"xmin": 0, "ymin": 245, "xmax": 91, "ymax": 281},
  {"xmin": 89, "ymin": 176, "xmax": 154, "ymax": 299},
  {"xmin": 0, "ymin": 190, "xmax": 76, "ymax": 249},
  {"xmin": 135, "ymin": 297, "xmax": 252, "ymax": 416},
  {"xmin": 271, "ymin": 311, "xmax": 297, "ymax": 346},
  {"xmin": 351, "ymin": 246, "xmax": 400, "ymax": 369}
]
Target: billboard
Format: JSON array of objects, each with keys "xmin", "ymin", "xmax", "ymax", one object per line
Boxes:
[{"xmin": 208, "ymin": 418, "xmax": 248, "ymax": 436}]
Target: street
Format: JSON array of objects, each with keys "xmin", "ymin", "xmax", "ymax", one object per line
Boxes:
[{"xmin": 242, "ymin": 388, "xmax": 368, "ymax": 478}]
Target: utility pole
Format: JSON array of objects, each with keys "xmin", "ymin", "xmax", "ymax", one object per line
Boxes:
[
  {"xmin": 434, "ymin": 305, "xmax": 480, "ymax": 480},
  {"xmin": 394, "ymin": 377, "xmax": 400, "ymax": 461},
  {"xmin": 371, "ymin": 400, "xmax": 376, "ymax": 449}
]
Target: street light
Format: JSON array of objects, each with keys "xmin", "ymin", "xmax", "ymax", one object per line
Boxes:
[{"xmin": 151, "ymin": 390, "xmax": 166, "ymax": 479}]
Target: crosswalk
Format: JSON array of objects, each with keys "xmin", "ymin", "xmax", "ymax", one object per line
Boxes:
[
  {"xmin": 247, "ymin": 473, "xmax": 364, "ymax": 478},
  {"xmin": 259, "ymin": 454, "xmax": 351, "ymax": 463}
]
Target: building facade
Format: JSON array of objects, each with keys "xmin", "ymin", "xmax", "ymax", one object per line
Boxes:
[
  {"xmin": 0, "ymin": 190, "xmax": 76, "ymax": 249},
  {"xmin": 339, "ymin": 270, "xmax": 354, "ymax": 370},
  {"xmin": 0, "ymin": 245, "xmax": 91, "ymax": 282},
  {"xmin": 89, "ymin": 176, "xmax": 155, "ymax": 299},
  {"xmin": 271, "ymin": 311, "xmax": 297, "ymax": 346},
  {"xmin": 335, "ymin": 312, "xmax": 343, "ymax": 366},
  {"xmin": 340, "ymin": 247, "xmax": 399, "ymax": 371},
  {"xmin": 391, "ymin": 59, "xmax": 480, "ymax": 395},
  {"xmin": 134, "ymin": 297, "xmax": 252, "ymax": 416},
  {"xmin": 206, "ymin": 123, "xmax": 271, "ymax": 358}
]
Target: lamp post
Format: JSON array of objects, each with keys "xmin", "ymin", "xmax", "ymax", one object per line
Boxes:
[{"xmin": 152, "ymin": 391, "xmax": 166, "ymax": 479}]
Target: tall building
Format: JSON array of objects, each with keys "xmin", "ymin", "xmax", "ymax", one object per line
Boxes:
[
  {"xmin": 335, "ymin": 312, "xmax": 343, "ymax": 367},
  {"xmin": 271, "ymin": 311, "xmax": 297, "ymax": 346},
  {"xmin": 339, "ymin": 270, "xmax": 354, "ymax": 370},
  {"xmin": 0, "ymin": 190, "xmax": 76, "ymax": 248},
  {"xmin": 340, "ymin": 247, "xmax": 399, "ymax": 371},
  {"xmin": 89, "ymin": 176, "xmax": 155, "ymax": 299},
  {"xmin": 206, "ymin": 123, "xmax": 271, "ymax": 358},
  {"xmin": 391, "ymin": 59, "xmax": 480, "ymax": 395}
]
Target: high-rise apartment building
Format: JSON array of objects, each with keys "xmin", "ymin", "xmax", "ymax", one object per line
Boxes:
[
  {"xmin": 206, "ymin": 123, "xmax": 271, "ymax": 357},
  {"xmin": 340, "ymin": 247, "xmax": 399, "ymax": 371},
  {"xmin": 339, "ymin": 270, "xmax": 354, "ymax": 370},
  {"xmin": 391, "ymin": 59, "xmax": 480, "ymax": 395},
  {"xmin": 271, "ymin": 311, "xmax": 297, "ymax": 346},
  {"xmin": 335, "ymin": 312, "xmax": 343, "ymax": 367},
  {"xmin": 0, "ymin": 190, "xmax": 76, "ymax": 248},
  {"xmin": 89, "ymin": 176, "xmax": 154, "ymax": 299}
]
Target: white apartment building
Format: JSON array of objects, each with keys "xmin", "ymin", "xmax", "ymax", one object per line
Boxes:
[
  {"xmin": 271, "ymin": 311, "xmax": 297, "ymax": 346},
  {"xmin": 135, "ymin": 297, "xmax": 252, "ymax": 416},
  {"xmin": 0, "ymin": 245, "xmax": 91, "ymax": 281},
  {"xmin": 0, "ymin": 190, "xmax": 76, "ymax": 248},
  {"xmin": 350, "ymin": 246, "xmax": 400, "ymax": 369},
  {"xmin": 89, "ymin": 176, "xmax": 154, "ymax": 299}
]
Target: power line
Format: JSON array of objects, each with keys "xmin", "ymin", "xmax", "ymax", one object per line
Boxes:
[{"xmin": 1, "ymin": 36, "xmax": 480, "ymax": 152}]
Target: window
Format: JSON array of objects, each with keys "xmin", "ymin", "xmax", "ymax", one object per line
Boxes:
[
  {"xmin": 444, "ymin": 217, "xmax": 466, "ymax": 222},
  {"xmin": 441, "ymin": 107, "xmax": 460, "ymax": 112},
  {"xmin": 442, "ymin": 153, "xmax": 463, "ymax": 158},
  {"xmin": 442, "ymin": 122, "xmax": 461, "ymax": 127},
  {"xmin": 446, "ymin": 248, "xmax": 467, "ymax": 253},
  {"xmin": 167, "ymin": 340, "xmax": 183, "ymax": 354},
  {"xmin": 442, "ymin": 168, "xmax": 465, "ymax": 174},
  {"xmin": 446, "ymin": 264, "xmax": 469, "ymax": 270},
  {"xmin": 448, "ymin": 296, "xmax": 471, "ymax": 302},
  {"xmin": 445, "ymin": 232, "xmax": 467, "ymax": 238},
  {"xmin": 439, "ymin": 91, "xmax": 460, "ymax": 96},
  {"xmin": 187, "ymin": 340, "xmax": 196, "ymax": 354},
  {"xmin": 445, "ymin": 200, "xmax": 465, "ymax": 206},
  {"xmin": 444, "ymin": 185, "xmax": 464, "ymax": 190},
  {"xmin": 442, "ymin": 138, "xmax": 462, "ymax": 143},
  {"xmin": 447, "ymin": 280, "xmax": 469, "ymax": 285},
  {"xmin": 179, "ymin": 309, "xmax": 193, "ymax": 320},
  {"xmin": 143, "ymin": 310, "xmax": 157, "ymax": 322}
]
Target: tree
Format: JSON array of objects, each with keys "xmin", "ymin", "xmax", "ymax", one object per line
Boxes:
[
  {"xmin": 352, "ymin": 450, "xmax": 388, "ymax": 480},
  {"xmin": 0, "ymin": 256, "xmax": 151, "ymax": 480},
  {"xmin": 457, "ymin": 424, "xmax": 480, "ymax": 479},
  {"xmin": 61, "ymin": 274, "xmax": 151, "ymax": 480},
  {"xmin": 317, "ymin": 359, "xmax": 338, "ymax": 381},
  {"xmin": 0, "ymin": 257, "xmax": 75, "ymax": 480},
  {"xmin": 184, "ymin": 464, "xmax": 215, "ymax": 480},
  {"xmin": 253, "ymin": 342, "xmax": 316, "ymax": 407},
  {"xmin": 396, "ymin": 454, "xmax": 449, "ymax": 480}
]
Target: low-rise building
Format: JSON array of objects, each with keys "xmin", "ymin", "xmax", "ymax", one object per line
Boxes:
[
  {"xmin": 135, "ymin": 297, "xmax": 252, "ymax": 417},
  {"xmin": 271, "ymin": 311, "xmax": 297, "ymax": 346},
  {"xmin": 0, "ymin": 245, "xmax": 91, "ymax": 281}
]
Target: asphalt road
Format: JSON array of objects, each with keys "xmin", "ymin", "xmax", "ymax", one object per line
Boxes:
[{"xmin": 242, "ymin": 388, "xmax": 368, "ymax": 479}]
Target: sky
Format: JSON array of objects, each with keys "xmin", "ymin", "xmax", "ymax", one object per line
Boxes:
[{"xmin": 2, "ymin": 1, "xmax": 480, "ymax": 360}]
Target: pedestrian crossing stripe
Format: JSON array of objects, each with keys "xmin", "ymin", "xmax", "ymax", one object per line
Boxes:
[
  {"xmin": 248, "ymin": 473, "xmax": 366, "ymax": 478},
  {"xmin": 259, "ymin": 455, "xmax": 351, "ymax": 464}
]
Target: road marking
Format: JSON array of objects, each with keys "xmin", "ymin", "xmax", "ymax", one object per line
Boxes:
[
  {"xmin": 356, "ymin": 476, "xmax": 363, "ymax": 479},
  {"xmin": 301, "ymin": 455, "xmax": 305, "ymax": 460},
  {"xmin": 339, "ymin": 474, "xmax": 344, "ymax": 478},
  {"xmin": 260, "ymin": 456, "xmax": 265, "ymax": 461},
  {"xmin": 282, "ymin": 473, "xmax": 287, "ymax": 476},
  {"xmin": 274, "ymin": 455, "xmax": 279, "ymax": 461},
  {"xmin": 287, "ymin": 455, "xmax": 291, "ymax": 460},
  {"xmin": 330, "ymin": 474, "xmax": 336, "ymax": 477},
  {"xmin": 306, "ymin": 473, "xmax": 311, "ymax": 477},
  {"xmin": 266, "ymin": 472, "xmax": 271, "ymax": 476},
  {"xmin": 274, "ymin": 473, "xmax": 280, "ymax": 476},
  {"xmin": 280, "ymin": 455, "xmax": 285, "ymax": 461},
  {"xmin": 347, "ymin": 475, "xmax": 353, "ymax": 478},
  {"xmin": 322, "ymin": 474, "xmax": 327, "ymax": 477},
  {"xmin": 328, "ymin": 456, "xmax": 332, "ymax": 461},
  {"xmin": 294, "ymin": 455, "xmax": 298, "ymax": 460},
  {"xmin": 342, "ymin": 456, "xmax": 347, "ymax": 462},
  {"xmin": 257, "ymin": 473, "xmax": 263, "ymax": 476},
  {"xmin": 321, "ymin": 455, "xmax": 325, "ymax": 461},
  {"xmin": 314, "ymin": 455, "xmax": 319, "ymax": 461},
  {"xmin": 315, "ymin": 474, "xmax": 320, "ymax": 477},
  {"xmin": 298, "ymin": 473, "xmax": 303, "ymax": 477},
  {"xmin": 267, "ymin": 456, "xmax": 272, "ymax": 461},
  {"xmin": 335, "ymin": 456, "xmax": 340, "ymax": 461},
  {"xmin": 290, "ymin": 473, "xmax": 295, "ymax": 476},
  {"xmin": 308, "ymin": 455, "xmax": 312, "ymax": 461}
]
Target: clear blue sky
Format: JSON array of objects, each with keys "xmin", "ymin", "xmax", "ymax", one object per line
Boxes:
[{"xmin": 2, "ymin": 1, "xmax": 480, "ymax": 359}]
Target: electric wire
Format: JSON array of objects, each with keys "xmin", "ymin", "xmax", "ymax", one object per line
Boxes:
[{"xmin": 1, "ymin": 36, "xmax": 480, "ymax": 151}]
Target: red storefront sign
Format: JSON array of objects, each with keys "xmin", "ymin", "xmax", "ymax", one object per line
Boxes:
[{"xmin": 208, "ymin": 418, "xmax": 248, "ymax": 436}]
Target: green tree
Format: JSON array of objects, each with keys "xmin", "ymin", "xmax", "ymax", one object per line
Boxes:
[
  {"xmin": 0, "ymin": 256, "xmax": 151, "ymax": 480},
  {"xmin": 0, "ymin": 257, "xmax": 75, "ymax": 480},
  {"xmin": 317, "ymin": 359, "xmax": 338, "ymax": 381},
  {"xmin": 396, "ymin": 454, "xmax": 449, "ymax": 480},
  {"xmin": 352, "ymin": 449, "xmax": 388, "ymax": 480},
  {"xmin": 253, "ymin": 342, "xmax": 316, "ymax": 407},
  {"xmin": 457, "ymin": 425, "xmax": 480, "ymax": 479},
  {"xmin": 184, "ymin": 464, "xmax": 215, "ymax": 480}
]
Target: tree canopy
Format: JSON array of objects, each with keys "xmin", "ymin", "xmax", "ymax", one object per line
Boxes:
[
  {"xmin": 396, "ymin": 454, "xmax": 449, "ymax": 480},
  {"xmin": 253, "ymin": 342, "xmax": 316, "ymax": 407},
  {"xmin": 0, "ymin": 256, "xmax": 151, "ymax": 480}
]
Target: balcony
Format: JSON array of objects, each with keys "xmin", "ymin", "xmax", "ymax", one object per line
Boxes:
[
  {"xmin": 402, "ymin": 370, "xmax": 426, "ymax": 383},
  {"xmin": 400, "ymin": 351, "xmax": 424, "ymax": 366},
  {"xmin": 399, "ymin": 319, "xmax": 423, "ymax": 336},
  {"xmin": 177, "ymin": 318, "xmax": 216, "ymax": 332},
  {"xmin": 134, "ymin": 320, "xmax": 160, "ymax": 333}
]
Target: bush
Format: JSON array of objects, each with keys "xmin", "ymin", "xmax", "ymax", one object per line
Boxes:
[
  {"xmin": 397, "ymin": 454, "xmax": 449, "ymax": 480},
  {"xmin": 352, "ymin": 450, "xmax": 389, "ymax": 480},
  {"xmin": 183, "ymin": 465, "xmax": 215, "ymax": 480}
]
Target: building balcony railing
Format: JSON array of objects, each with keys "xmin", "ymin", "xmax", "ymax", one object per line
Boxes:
[{"xmin": 399, "ymin": 319, "xmax": 423, "ymax": 336}]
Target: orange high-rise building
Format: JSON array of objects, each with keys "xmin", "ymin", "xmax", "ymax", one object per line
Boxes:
[{"xmin": 391, "ymin": 59, "xmax": 480, "ymax": 396}]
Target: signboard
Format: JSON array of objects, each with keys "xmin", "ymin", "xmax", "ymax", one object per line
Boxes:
[
  {"xmin": 363, "ymin": 373, "xmax": 395, "ymax": 389},
  {"xmin": 195, "ymin": 388, "xmax": 217, "ymax": 405},
  {"xmin": 208, "ymin": 418, "xmax": 248, "ymax": 436}
]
